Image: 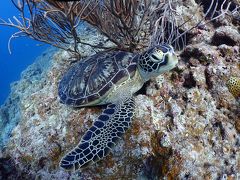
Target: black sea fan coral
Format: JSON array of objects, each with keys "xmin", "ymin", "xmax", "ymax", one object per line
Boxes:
[
  {"xmin": 0, "ymin": 0, "xmax": 239, "ymax": 56},
  {"xmin": 1, "ymin": 0, "xmax": 160, "ymax": 54}
]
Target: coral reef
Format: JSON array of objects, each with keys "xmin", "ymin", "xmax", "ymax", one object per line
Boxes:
[
  {"xmin": 0, "ymin": 48, "xmax": 56, "ymax": 149},
  {"xmin": 0, "ymin": 1, "xmax": 240, "ymax": 180}
]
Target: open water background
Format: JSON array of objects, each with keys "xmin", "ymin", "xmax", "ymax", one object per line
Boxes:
[{"xmin": 0, "ymin": 1, "xmax": 49, "ymax": 105}]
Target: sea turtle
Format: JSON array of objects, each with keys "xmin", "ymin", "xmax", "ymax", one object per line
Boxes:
[{"xmin": 58, "ymin": 44, "xmax": 178, "ymax": 170}]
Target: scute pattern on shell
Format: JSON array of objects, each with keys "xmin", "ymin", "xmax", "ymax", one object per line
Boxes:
[{"xmin": 58, "ymin": 51, "xmax": 137, "ymax": 106}]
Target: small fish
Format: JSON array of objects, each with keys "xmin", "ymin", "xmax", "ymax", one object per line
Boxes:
[{"xmin": 226, "ymin": 76, "xmax": 240, "ymax": 98}]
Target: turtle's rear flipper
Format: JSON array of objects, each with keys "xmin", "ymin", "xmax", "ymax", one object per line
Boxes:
[{"xmin": 60, "ymin": 97, "xmax": 135, "ymax": 170}]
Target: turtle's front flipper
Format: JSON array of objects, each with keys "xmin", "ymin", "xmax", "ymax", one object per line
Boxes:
[{"xmin": 60, "ymin": 97, "xmax": 135, "ymax": 170}]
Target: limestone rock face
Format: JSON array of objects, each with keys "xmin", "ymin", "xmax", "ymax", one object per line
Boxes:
[{"xmin": 0, "ymin": 1, "xmax": 240, "ymax": 180}]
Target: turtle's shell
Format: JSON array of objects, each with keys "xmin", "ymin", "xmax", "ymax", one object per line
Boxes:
[{"xmin": 58, "ymin": 51, "xmax": 138, "ymax": 107}]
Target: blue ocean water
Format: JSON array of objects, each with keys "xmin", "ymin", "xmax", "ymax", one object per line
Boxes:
[{"xmin": 0, "ymin": 1, "xmax": 49, "ymax": 105}]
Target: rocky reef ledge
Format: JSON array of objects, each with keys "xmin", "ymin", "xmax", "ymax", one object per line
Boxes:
[{"xmin": 0, "ymin": 16, "xmax": 240, "ymax": 180}]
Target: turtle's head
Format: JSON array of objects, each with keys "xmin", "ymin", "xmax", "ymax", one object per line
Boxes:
[{"xmin": 138, "ymin": 44, "xmax": 178, "ymax": 81}]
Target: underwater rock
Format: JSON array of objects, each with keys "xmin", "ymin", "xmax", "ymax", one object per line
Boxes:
[
  {"xmin": 0, "ymin": 1, "xmax": 239, "ymax": 180},
  {"xmin": 235, "ymin": 116, "xmax": 240, "ymax": 133},
  {"xmin": 0, "ymin": 156, "xmax": 18, "ymax": 179},
  {"xmin": 212, "ymin": 26, "xmax": 240, "ymax": 46},
  {"xmin": 181, "ymin": 43, "xmax": 219, "ymax": 65},
  {"xmin": 0, "ymin": 47, "xmax": 57, "ymax": 149}
]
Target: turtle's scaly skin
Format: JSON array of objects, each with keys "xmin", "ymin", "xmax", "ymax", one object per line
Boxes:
[
  {"xmin": 226, "ymin": 76, "xmax": 240, "ymax": 98},
  {"xmin": 61, "ymin": 98, "xmax": 135, "ymax": 170},
  {"xmin": 58, "ymin": 44, "xmax": 178, "ymax": 170}
]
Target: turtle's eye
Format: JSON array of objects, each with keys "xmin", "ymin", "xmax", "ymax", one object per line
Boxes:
[
  {"xmin": 151, "ymin": 54, "xmax": 159, "ymax": 61},
  {"xmin": 151, "ymin": 49, "xmax": 164, "ymax": 62}
]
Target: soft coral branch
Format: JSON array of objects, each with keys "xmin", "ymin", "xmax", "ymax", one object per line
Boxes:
[{"xmin": 1, "ymin": 0, "xmax": 239, "ymax": 56}]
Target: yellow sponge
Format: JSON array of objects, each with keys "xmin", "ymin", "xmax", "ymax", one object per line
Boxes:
[{"xmin": 226, "ymin": 76, "xmax": 240, "ymax": 98}]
